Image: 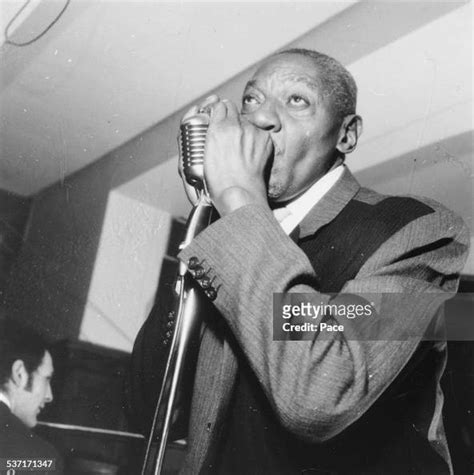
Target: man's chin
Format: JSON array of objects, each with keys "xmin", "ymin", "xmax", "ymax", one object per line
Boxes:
[{"xmin": 27, "ymin": 411, "xmax": 39, "ymax": 428}]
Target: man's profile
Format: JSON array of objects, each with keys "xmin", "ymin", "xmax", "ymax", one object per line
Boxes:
[
  {"xmin": 0, "ymin": 320, "xmax": 63, "ymax": 474},
  {"xmin": 131, "ymin": 48, "xmax": 469, "ymax": 474}
]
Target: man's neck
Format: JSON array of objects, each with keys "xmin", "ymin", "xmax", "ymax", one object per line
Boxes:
[
  {"xmin": 274, "ymin": 164, "xmax": 345, "ymax": 235},
  {"xmin": 270, "ymin": 156, "xmax": 345, "ymax": 209}
]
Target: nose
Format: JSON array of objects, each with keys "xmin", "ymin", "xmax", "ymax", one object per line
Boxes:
[
  {"xmin": 45, "ymin": 383, "xmax": 53, "ymax": 404},
  {"xmin": 246, "ymin": 102, "xmax": 282, "ymax": 132}
]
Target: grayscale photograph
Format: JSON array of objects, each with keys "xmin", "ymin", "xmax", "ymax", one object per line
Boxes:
[{"xmin": 0, "ymin": 1, "xmax": 472, "ymax": 474}]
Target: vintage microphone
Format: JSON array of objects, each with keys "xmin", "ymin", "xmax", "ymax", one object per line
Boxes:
[
  {"xmin": 141, "ymin": 112, "xmax": 213, "ymax": 475},
  {"xmin": 179, "ymin": 113, "xmax": 210, "ymax": 194}
]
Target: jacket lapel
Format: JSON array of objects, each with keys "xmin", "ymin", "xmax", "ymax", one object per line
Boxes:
[
  {"xmin": 182, "ymin": 167, "xmax": 361, "ymax": 473},
  {"xmin": 298, "ymin": 166, "xmax": 360, "ymax": 239}
]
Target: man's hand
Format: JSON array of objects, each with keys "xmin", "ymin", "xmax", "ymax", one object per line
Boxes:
[
  {"xmin": 204, "ymin": 99, "xmax": 273, "ymax": 216},
  {"xmin": 179, "ymin": 95, "xmax": 273, "ymax": 216}
]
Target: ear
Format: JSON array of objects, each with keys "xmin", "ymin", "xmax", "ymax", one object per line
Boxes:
[
  {"xmin": 11, "ymin": 360, "xmax": 29, "ymax": 389},
  {"xmin": 336, "ymin": 114, "xmax": 363, "ymax": 155}
]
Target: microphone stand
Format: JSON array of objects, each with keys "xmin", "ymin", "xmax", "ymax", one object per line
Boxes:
[{"xmin": 141, "ymin": 194, "xmax": 213, "ymax": 475}]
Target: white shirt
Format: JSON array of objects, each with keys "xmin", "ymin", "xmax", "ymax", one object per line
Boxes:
[
  {"xmin": 273, "ymin": 165, "xmax": 345, "ymax": 235},
  {"xmin": 0, "ymin": 392, "xmax": 11, "ymax": 410}
]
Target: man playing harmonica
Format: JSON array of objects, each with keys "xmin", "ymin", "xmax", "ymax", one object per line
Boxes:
[{"xmin": 132, "ymin": 49, "xmax": 469, "ymax": 474}]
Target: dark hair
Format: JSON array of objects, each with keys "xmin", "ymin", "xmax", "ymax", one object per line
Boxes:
[
  {"xmin": 0, "ymin": 319, "xmax": 49, "ymax": 391},
  {"xmin": 275, "ymin": 48, "xmax": 357, "ymax": 120}
]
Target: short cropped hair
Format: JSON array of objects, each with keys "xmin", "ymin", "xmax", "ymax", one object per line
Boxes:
[
  {"xmin": 275, "ymin": 48, "xmax": 357, "ymax": 120},
  {"xmin": 0, "ymin": 319, "xmax": 49, "ymax": 390}
]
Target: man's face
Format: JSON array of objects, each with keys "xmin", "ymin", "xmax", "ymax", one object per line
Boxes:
[
  {"xmin": 241, "ymin": 53, "xmax": 343, "ymax": 202},
  {"xmin": 13, "ymin": 351, "xmax": 54, "ymax": 428}
]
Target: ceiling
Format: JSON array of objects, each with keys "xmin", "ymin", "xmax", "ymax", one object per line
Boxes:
[{"xmin": 0, "ymin": 0, "xmax": 355, "ymax": 196}]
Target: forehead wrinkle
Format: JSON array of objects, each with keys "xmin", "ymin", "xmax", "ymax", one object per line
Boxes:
[
  {"xmin": 245, "ymin": 70, "xmax": 323, "ymax": 99},
  {"xmin": 290, "ymin": 75, "xmax": 321, "ymax": 93}
]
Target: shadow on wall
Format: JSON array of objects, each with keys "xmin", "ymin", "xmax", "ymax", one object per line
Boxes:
[
  {"xmin": 3, "ymin": 160, "xmax": 113, "ymax": 341},
  {"xmin": 2, "ymin": 74, "xmax": 188, "ymax": 344},
  {"xmin": 3, "ymin": 154, "xmax": 187, "ymax": 347}
]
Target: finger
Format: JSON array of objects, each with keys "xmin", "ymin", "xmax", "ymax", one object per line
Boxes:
[
  {"xmin": 182, "ymin": 105, "xmax": 200, "ymax": 122},
  {"xmin": 223, "ymin": 99, "xmax": 240, "ymax": 123},
  {"xmin": 196, "ymin": 95, "xmax": 220, "ymax": 116},
  {"xmin": 239, "ymin": 114, "xmax": 254, "ymax": 127},
  {"xmin": 200, "ymin": 94, "xmax": 220, "ymax": 110},
  {"xmin": 182, "ymin": 95, "xmax": 220, "ymax": 122},
  {"xmin": 211, "ymin": 101, "xmax": 228, "ymax": 122}
]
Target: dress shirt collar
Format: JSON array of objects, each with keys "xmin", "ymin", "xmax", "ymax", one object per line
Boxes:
[
  {"xmin": 0, "ymin": 392, "xmax": 12, "ymax": 410},
  {"xmin": 275, "ymin": 164, "xmax": 345, "ymax": 235}
]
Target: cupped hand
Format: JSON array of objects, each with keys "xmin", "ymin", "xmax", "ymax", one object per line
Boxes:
[{"xmin": 203, "ymin": 99, "xmax": 273, "ymax": 216}]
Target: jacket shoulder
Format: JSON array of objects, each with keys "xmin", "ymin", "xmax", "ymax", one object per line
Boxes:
[
  {"xmin": 0, "ymin": 409, "xmax": 59, "ymax": 460},
  {"xmin": 354, "ymin": 187, "xmax": 468, "ymax": 235},
  {"xmin": 350, "ymin": 187, "xmax": 470, "ymax": 288}
]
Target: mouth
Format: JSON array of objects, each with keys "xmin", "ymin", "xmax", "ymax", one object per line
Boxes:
[{"xmin": 264, "ymin": 146, "xmax": 276, "ymax": 185}]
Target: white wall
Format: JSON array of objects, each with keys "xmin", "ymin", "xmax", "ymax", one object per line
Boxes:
[{"xmin": 79, "ymin": 191, "xmax": 171, "ymax": 352}]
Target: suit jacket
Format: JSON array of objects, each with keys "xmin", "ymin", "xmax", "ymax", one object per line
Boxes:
[
  {"xmin": 131, "ymin": 168, "xmax": 469, "ymax": 474},
  {"xmin": 0, "ymin": 402, "xmax": 63, "ymax": 475}
]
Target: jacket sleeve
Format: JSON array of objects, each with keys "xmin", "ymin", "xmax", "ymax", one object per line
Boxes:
[{"xmin": 178, "ymin": 202, "xmax": 470, "ymax": 442}]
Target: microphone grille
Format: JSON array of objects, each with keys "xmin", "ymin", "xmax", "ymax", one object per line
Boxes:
[{"xmin": 179, "ymin": 114, "xmax": 209, "ymax": 189}]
